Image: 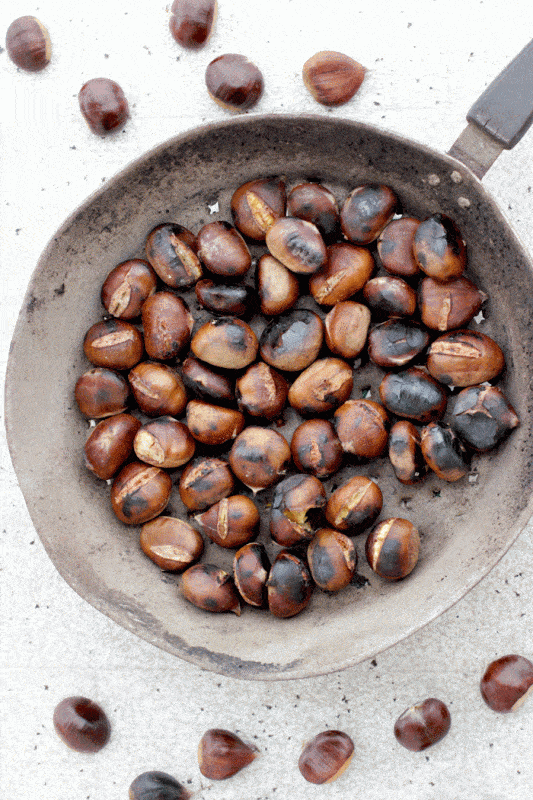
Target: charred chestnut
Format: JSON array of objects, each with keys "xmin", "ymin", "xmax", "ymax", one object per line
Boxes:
[
  {"xmin": 288, "ymin": 358, "xmax": 353, "ymax": 416},
  {"xmin": 134, "ymin": 417, "xmax": 196, "ymax": 468},
  {"xmin": 233, "ymin": 542, "xmax": 271, "ymax": 607},
  {"xmin": 333, "ymin": 399, "xmax": 389, "ymax": 460},
  {"xmin": 394, "ymin": 698, "xmax": 451, "ymax": 751},
  {"xmin": 267, "ymin": 551, "xmax": 313, "ymax": 618},
  {"xmin": 307, "ymin": 529, "xmax": 357, "ymax": 592},
  {"xmin": 141, "ymin": 291, "xmax": 194, "ymax": 361},
  {"xmin": 265, "ymin": 217, "xmax": 327, "ymax": 274},
  {"xmin": 111, "ymin": 461, "xmax": 172, "ymax": 524},
  {"xmin": 195, "ymin": 495, "xmax": 260, "ymax": 548},
  {"xmin": 191, "ymin": 317, "xmax": 258, "ymax": 370},
  {"xmin": 377, "ymin": 216, "xmax": 421, "ymax": 277},
  {"xmin": 128, "ymin": 361, "xmax": 188, "ymax": 417},
  {"xmin": 178, "ymin": 457, "xmax": 234, "ymax": 511},
  {"xmin": 340, "ymin": 184, "xmax": 397, "ymax": 245},
  {"xmin": 256, "ymin": 254, "xmax": 300, "ymax": 315},
  {"xmin": 324, "ymin": 301, "xmax": 371, "ymax": 359},
  {"xmin": 290, "ymin": 418, "xmax": 343, "ymax": 478},
  {"xmin": 185, "ymin": 400, "xmax": 245, "ymax": 446},
  {"xmin": 298, "ymin": 729, "xmax": 354, "ymax": 783},
  {"xmin": 480, "ymin": 654, "xmax": 533, "ymax": 713},
  {"xmin": 420, "ymin": 422, "xmax": 470, "ymax": 482},
  {"xmin": 75, "ymin": 367, "xmax": 130, "ymax": 419},
  {"xmin": 101, "ymin": 259, "xmax": 157, "ymax": 319},
  {"xmin": 325, "ymin": 475, "xmax": 382, "ymax": 534},
  {"xmin": 84, "ymin": 413, "xmax": 141, "ymax": 479},
  {"xmin": 181, "ymin": 356, "xmax": 235, "ymax": 406},
  {"xmin": 379, "ymin": 367, "xmax": 447, "ymax": 424},
  {"xmin": 367, "ymin": 319, "xmax": 430, "ymax": 369},
  {"xmin": 145, "ymin": 222, "xmax": 202, "ymax": 288},
  {"xmin": 270, "ymin": 474, "xmax": 327, "ymax": 547},
  {"xmin": 450, "ymin": 384, "xmax": 519, "ymax": 452},
  {"xmin": 196, "ymin": 221, "xmax": 252, "ymax": 278},
  {"xmin": 413, "ymin": 214, "xmax": 466, "ymax": 281},
  {"xmin": 388, "ymin": 420, "xmax": 426, "ymax": 484},
  {"xmin": 418, "ymin": 275, "xmax": 487, "ymax": 331},
  {"xmin": 140, "ymin": 516, "xmax": 204, "ymax": 571},
  {"xmin": 181, "ymin": 564, "xmax": 240, "ymax": 614},
  {"xmin": 426, "ymin": 330, "xmax": 505, "ymax": 387},
  {"xmin": 287, "ymin": 182, "xmax": 340, "ymax": 240},
  {"xmin": 366, "ymin": 517, "xmax": 420, "ymax": 579},
  {"xmin": 309, "ymin": 242, "xmax": 374, "ymax": 305},
  {"xmin": 83, "ymin": 319, "xmax": 144, "ymax": 370},
  {"xmin": 259, "ymin": 309, "xmax": 324, "ymax": 372},
  {"xmin": 363, "ymin": 275, "xmax": 417, "ymax": 319},
  {"xmin": 229, "ymin": 427, "xmax": 291, "ymax": 492},
  {"xmin": 195, "ymin": 279, "xmax": 253, "ymax": 316},
  {"xmin": 236, "ymin": 362, "xmax": 289, "ymax": 420},
  {"xmin": 231, "ymin": 177, "xmax": 286, "ymax": 241}
]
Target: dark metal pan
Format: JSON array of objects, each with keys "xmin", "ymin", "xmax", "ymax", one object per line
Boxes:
[{"xmin": 5, "ymin": 42, "xmax": 533, "ymax": 680}]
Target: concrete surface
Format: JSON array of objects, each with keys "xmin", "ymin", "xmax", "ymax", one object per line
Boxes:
[{"xmin": 1, "ymin": 1, "xmax": 532, "ymax": 798}]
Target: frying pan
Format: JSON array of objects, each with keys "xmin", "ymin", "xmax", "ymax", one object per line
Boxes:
[{"xmin": 5, "ymin": 41, "xmax": 533, "ymax": 681}]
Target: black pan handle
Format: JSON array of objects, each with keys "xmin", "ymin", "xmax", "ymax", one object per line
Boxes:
[{"xmin": 448, "ymin": 38, "xmax": 533, "ymax": 178}]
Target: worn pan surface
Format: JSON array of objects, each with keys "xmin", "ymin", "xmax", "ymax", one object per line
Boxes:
[{"xmin": 5, "ymin": 46, "xmax": 533, "ymax": 680}]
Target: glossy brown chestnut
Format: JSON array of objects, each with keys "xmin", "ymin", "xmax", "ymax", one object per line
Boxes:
[
  {"xmin": 420, "ymin": 422, "xmax": 469, "ymax": 482},
  {"xmin": 270, "ymin": 474, "xmax": 327, "ymax": 547},
  {"xmin": 141, "ymin": 291, "xmax": 193, "ymax": 360},
  {"xmin": 325, "ymin": 475, "xmax": 382, "ymax": 534},
  {"xmin": 307, "ymin": 529, "xmax": 357, "ymax": 592},
  {"xmin": 394, "ymin": 698, "xmax": 451, "ymax": 751},
  {"xmin": 259, "ymin": 309, "xmax": 324, "ymax": 372},
  {"xmin": 145, "ymin": 222, "xmax": 202, "ymax": 288},
  {"xmin": 169, "ymin": 0, "xmax": 216, "ymax": 49},
  {"xmin": 480, "ymin": 654, "xmax": 533, "ymax": 712},
  {"xmin": 84, "ymin": 413, "xmax": 141, "ymax": 479},
  {"xmin": 111, "ymin": 461, "xmax": 172, "ymax": 524},
  {"xmin": 231, "ymin": 177, "xmax": 286, "ymax": 241},
  {"xmin": 309, "ymin": 242, "xmax": 375, "ymax": 305},
  {"xmin": 140, "ymin": 516, "xmax": 204, "ymax": 571},
  {"xmin": 324, "ymin": 301, "xmax": 371, "ymax": 359},
  {"xmin": 181, "ymin": 564, "xmax": 240, "ymax": 614},
  {"xmin": 129, "ymin": 770, "xmax": 190, "ymax": 800},
  {"xmin": 426, "ymin": 330, "xmax": 505, "ymax": 387},
  {"xmin": 302, "ymin": 50, "xmax": 365, "ymax": 106},
  {"xmin": 235, "ymin": 362, "xmax": 289, "ymax": 420},
  {"xmin": 83, "ymin": 318, "xmax": 144, "ymax": 370},
  {"xmin": 128, "ymin": 361, "xmax": 188, "ymax": 417},
  {"xmin": 205, "ymin": 54, "xmax": 263, "ymax": 111},
  {"xmin": 181, "ymin": 356, "xmax": 235, "ymax": 406},
  {"xmin": 450, "ymin": 384, "xmax": 519, "ymax": 452},
  {"xmin": 195, "ymin": 495, "xmax": 259, "ymax": 548},
  {"xmin": 196, "ymin": 221, "xmax": 252, "ymax": 278},
  {"xmin": 101, "ymin": 259, "xmax": 157, "ymax": 319},
  {"xmin": 74, "ymin": 367, "xmax": 130, "ymax": 418},
  {"xmin": 233, "ymin": 542, "xmax": 271, "ymax": 607},
  {"xmin": 333, "ymin": 399, "xmax": 389, "ymax": 459},
  {"xmin": 186, "ymin": 400, "xmax": 245, "ymax": 446},
  {"xmin": 191, "ymin": 317, "xmax": 258, "ymax": 369},
  {"xmin": 340, "ymin": 184, "xmax": 397, "ymax": 245},
  {"xmin": 133, "ymin": 417, "xmax": 195, "ymax": 468},
  {"xmin": 78, "ymin": 78, "xmax": 129, "ymax": 135},
  {"xmin": 418, "ymin": 275, "xmax": 487, "ymax": 331},
  {"xmin": 363, "ymin": 276, "xmax": 417, "ymax": 319},
  {"xmin": 379, "ymin": 367, "xmax": 448, "ymax": 424},
  {"xmin": 288, "ymin": 358, "xmax": 353, "ymax": 416},
  {"xmin": 366, "ymin": 517, "xmax": 420, "ymax": 579},
  {"xmin": 367, "ymin": 319, "xmax": 430, "ymax": 369},
  {"xmin": 290, "ymin": 418, "xmax": 343, "ymax": 478},
  {"xmin": 53, "ymin": 696, "xmax": 110, "ymax": 753},
  {"xmin": 229, "ymin": 427, "xmax": 291, "ymax": 492},
  {"xmin": 287, "ymin": 182, "xmax": 340, "ymax": 240},
  {"xmin": 298, "ymin": 729, "xmax": 354, "ymax": 783},
  {"xmin": 256, "ymin": 254, "xmax": 300, "ymax": 316},
  {"xmin": 388, "ymin": 420, "xmax": 426, "ymax": 484},
  {"xmin": 198, "ymin": 729, "xmax": 257, "ymax": 779},
  {"xmin": 413, "ymin": 214, "xmax": 466, "ymax": 281},
  {"xmin": 377, "ymin": 216, "xmax": 421, "ymax": 277},
  {"xmin": 6, "ymin": 15, "xmax": 51, "ymax": 71},
  {"xmin": 178, "ymin": 457, "xmax": 234, "ymax": 511},
  {"xmin": 267, "ymin": 551, "xmax": 313, "ymax": 618},
  {"xmin": 195, "ymin": 279, "xmax": 253, "ymax": 316},
  {"xmin": 265, "ymin": 217, "xmax": 327, "ymax": 274}
]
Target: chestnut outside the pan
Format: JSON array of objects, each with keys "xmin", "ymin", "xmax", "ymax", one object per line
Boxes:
[{"xmin": 5, "ymin": 114, "xmax": 533, "ymax": 680}]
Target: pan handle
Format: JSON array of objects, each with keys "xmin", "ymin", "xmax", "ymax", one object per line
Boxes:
[{"xmin": 448, "ymin": 38, "xmax": 533, "ymax": 178}]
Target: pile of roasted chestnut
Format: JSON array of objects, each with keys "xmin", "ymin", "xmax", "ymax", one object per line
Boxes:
[{"xmin": 74, "ymin": 177, "xmax": 520, "ymax": 618}]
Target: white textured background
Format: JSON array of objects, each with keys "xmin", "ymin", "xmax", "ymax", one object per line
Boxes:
[{"xmin": 1, "ymin": 1, "xmax": 532, "ymax": 798}]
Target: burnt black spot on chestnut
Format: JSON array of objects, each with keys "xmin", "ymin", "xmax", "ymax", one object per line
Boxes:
[
  {"xmin": 450, "ymin": 385, "xmax": 519, "ymax": 452},
  {"xmin": 310, "ymin": 543, "xmax": 336, "ymax": 585},
  {"xmin": 121, "ymin": 493, "xmax": 149, "ymax": 518},
  {"xmin": 379, "ymin": 238, "xmax": 396, "ymax": 255},
  {"xmin": 195, "ymin": 280, "xmax": 252, "ymax": 316},
  {"xmin": 368, "ymin": 320, "xmax": 430, "ymax": 368},
  {"xmin": 421, "ymin": 422, "xmax": 470, "ymax": 481},
  {"xmin": 270, "ymin": 558, "xmax": 309, "ymax": 603},
  {"xmin": 373, "ymin": 535, "xmax": 401, "ymax": 577},
  {"xmin": 379, "ymin": 368, "xmax": 447, "ymax": 424},
  {"xmin": 204, "ymin": 596, "xmax": 221, "ymax": 610}
]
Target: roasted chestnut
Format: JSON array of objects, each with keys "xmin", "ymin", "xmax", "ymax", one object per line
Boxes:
[
  {"xmin": 363, "ymin": 275, "xmax": 417, "ymax": 319},
  {"xmin": 75, "ymin": 367, "xmax": 130, "ymax": 419},
  {"xmin": 181, "ymin": 564, "xmax": 240, "ymax": 614},
  {"xmin": 288, "ymin": 358, "xmax": 353, "ymax": 416},
  {"xmin": 256, "ymin": 254, "xmax": 300, "ymax": 315},
  {"xmin": 185, "ymin": 400, "xmax": 245, "ymax": 446},
  {"xmin": 426, "ymin": 330, "xmax": 505, "ymax": 387},
  {"xmin": 367, "ymin": 319, "xmax": 430, "ymax": 369},
  {"xmin": 388, "ymin": 420, "xmax": 426, "ymax": 484},
  {"xmin": 169, "ymin": 0, "xmax": 216, "ymax": 49},
  {"xmin": 195, "ymin": 279, "xmax": 253, "ymax": 316},
  {"xmin": 191, "ymin": 317, "xmax": 258, "ymax": 369},
  {"xmin": 141, "ymin": 291, "xmax": 193, "ymax": 361},
  {"xmin": 53, "ymin": 696, "xmax": 110, "ymax": 753},
  {"xmin": 178, "ymin": 457, "xmax": 234, "ymax": 511},
  {"xmin": 450, "ymin": 384, "xmax": 519, "ymax": 452},
  {"xmin": 145, "ymin": 222, "xmax": 202, "ymax": 288},
  {"xmin": 229, "ymin": 427, "xmax": 291, "ymax": 492},
  {"xmin": 84, "ymin": 413, "xmax": 141, "ymax": 479},
  {"xmin": 394, "ymin": 698, "xmax": 451, "ymax": 751},
  {"xmin": 128, "ymin": 361, "xmax": 188, "ymax": 417},
  {"xmin": 377, "ymin": 216, "xmax": 421, "ymax": 277},
  {"xmin": 196, "ymin": 221, "xmax": 252, "ymax": 278},
  {"xmin": 231, "ymin": 177, "xmax": 286, "ymax": 240},
  {"xmin": 181, "ymin": 356, "xmax": 235, "ymax": 406},
  {"xmin": 270, "ymin": 474, "xmax": 327, "ymax": 547},
  {"xmin": 298, "ymin": 729, "xmax": 354, "ymax": 783},
  {"xmin": 307, "ymin": 529, "xmax": 357, "ymax": 592},
  {"xmin": 233, "ymin": 542, "xmax": 271, "ymax": 607},
  {"xmin": 101, "ymin": 259, "xmax": 157, "ymax": 319},
  {"xmin": 420, "ymin": 422, "xmax": 470, "ymax": 482},
  {"xmin": 267, "ymin": 551, "xmax": 313, "ymax": 618},
  {"xmin": 309, "ymin": 242, "xmax": 374, "ymax": 305},
  {"xmin": 291, "ymin": 418, "xmax": 343, "ymax": 478},
  {"xmin": 340, "ymin": 184, "xmax": 397, "ymax": 245},
  {"xmin": 265, "ymin": 217, "xmax": 327, "ymax": 274},
  {"xmin": 198, "ymin": 728, "xmax": 257, "ymax": 778},
  {"xmin": 379, "ymin": 366, "xmax": 447, "ymax": 424},
  {"xmin": 287, "ymin": 182, "xmax": 340, "ymax": 240},
  {"xmin": 111, "ymin": 461, "xmax": 172, "ymax": 524},
  {"xmin": 333, "ymin": 399, "xmax": 389, "ymax": 459},
  {"xmin": 78, "ymin": 78, "xmax": 129, "ymax": 136},
  {"xmin": 133, "ymin": 417, "xmax": 196, "ymax": 468},
  {"xmin": 325, "ymin": 475, "xmax": 382, "ymax": 534},
  {"xmin": 418, "ymin": 275, "xmax": 486, "ymax": 331},
  {"xmin": 366, "ymin": 517, "xmax": 420, "ymax": 579},
  {"xmin": 205, "ymin": 54, "xmax": 264, "ymax": 111},
  {"xmin": 140, "ymin": 516, "xmax": 204, "ymax": 571},
  {"xmin": 83, "ymin": 319, "xmax": 144, "ymax": 370},
  {"xmin": 195, "ymin": 495, "xmax": 259, "ymax": 548},
  {"xmin": 480, "ymin": 654, "xmax": 533, "ymax": 713},
  {"xmin": 259, "ymin": 309, "xmax": 324, "ymax": 372},
  {"xmin": 324, "ymin": 301, "xmax": 371, "ymax": 359},
  {"xmin": 235, "ymin": 362, "xmax": 289, "ymax": 420},
  {"xmin": 413, "ymin": 214, "xmax": 466, "ymax": 281}
]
